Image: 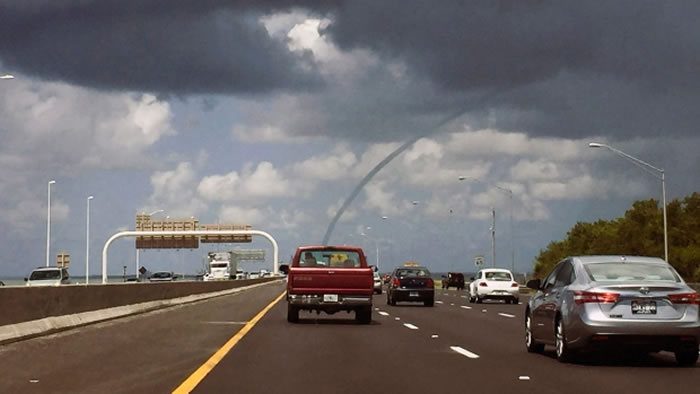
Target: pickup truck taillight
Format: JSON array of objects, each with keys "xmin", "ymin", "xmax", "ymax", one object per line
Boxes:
[{"xmin": 392, "ymin": 277, "xmax": 400, "ymax": 288}]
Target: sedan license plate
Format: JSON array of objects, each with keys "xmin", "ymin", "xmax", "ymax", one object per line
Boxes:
[
  {"xmin": 631, "ymin": 300, "xmax": 657, "ymax": 314},
  {"xmin": 409, "ymin": 292, "xmax": 419, "ymax": 297},
  {"xmin": 323, "ymin": 294, "xmax": 339, "ymax": 303}
]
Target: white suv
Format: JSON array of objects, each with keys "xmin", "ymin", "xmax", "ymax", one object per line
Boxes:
[{"xmin": 25, "ymin": 267, "xmax": 71, "ymax": 287}]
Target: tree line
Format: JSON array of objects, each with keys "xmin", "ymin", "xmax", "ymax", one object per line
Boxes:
[{"xmin": 533, "ymin": 192, "xmax": 700, "ymax": 282}]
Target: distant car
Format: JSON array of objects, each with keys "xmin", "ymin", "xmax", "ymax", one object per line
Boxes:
[
  {"xmin": 469, "ymin": 268, "xmax": 519, "ymax": 304},
  {"xmin": 373, "ymin": 271, "xmax": 383, "ymax": 294},
  {"xmin": 382, "ymin": 274, "xmax": 391, "ymax": 284},
  {"xmin": 248, "ymin": 272, "xmax": 260, "ymax": 279},
  {"xmin": 386, "ymin": 266, "xmax": 435, "ymax": 306},
  {"xmin": 442, "ymin": 272, "xmax": 465, "ymax": 290},
  {"xmin": 525, "ymin": 256, "xmax": 700, "ymax": 365},
  {"xmin": 25, "ymin": 267, "xmax": 71, "ymax": 287},
  {"xmin": 149, "ymin": 271, "xmax": 174, "ymax": 282}
]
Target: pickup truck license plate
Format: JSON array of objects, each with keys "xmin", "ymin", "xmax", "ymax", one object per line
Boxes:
[
  {"xmin": 631, "ymin": 300, "xmax": 657, "ymax": 314},
  {"xmin": 409, "ymin": 292, "xmax": 419, "ymax": 297},
  {"xmin": 323, "ymin": 294, "xmax": 339, "ymax": 303}
]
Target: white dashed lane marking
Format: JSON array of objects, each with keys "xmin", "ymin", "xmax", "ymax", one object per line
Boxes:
[
  {"xmin": 498, "ymin": 313, "xmax": 516, "ymax": 318},
  {"xmin": 460, "ymin": 306, "xmax": 472, "ymax": 310},
  {"xmin": 450, "ymin": 346, "xmax": 480, "ymax": 359},
  {"xmin": 435, "ymin": 301, "xmax": 444, "ymax": 304},
  {"xmin": 378, "ymin": 311, "xmax": 390, "ymax": 316},
  {"xmin": 395, "ymin": 317, "xmax": 401, "ymax": 321},
  {"xmin": 519, "ymin": 376, "xmax": 531, "ymax": 381},
  {"xmin": 403, "ymin": 323, "xmax": 419, "ymax": 330}
]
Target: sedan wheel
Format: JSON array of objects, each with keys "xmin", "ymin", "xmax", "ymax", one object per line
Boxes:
[
  {"xmin": 555, "ymin": 319, "xmax": 575, "ymax": 362},
  {"xmin": 525, "ymin": 313, "xmax": 544, "ymax": 353},
  {"xmin": 675, "ymin": 347, "xmax": 699, "ymax": 366}
]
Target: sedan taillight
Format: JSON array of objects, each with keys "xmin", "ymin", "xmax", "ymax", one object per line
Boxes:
[
  {"xmin": 668, "ymin": 292, "xmax": 698, "ymax": 304},
  {"xmin": 573, "ymin": 291, "xmax": 620, "ymax": 305},
  {"xmin": 427, "ymin": 278, "xmax": 434, "ymax": 288},
  {"xmin": 511, "ymin": 282, "xmax": 519, "ymax": 287},
  {"xmin": 392, "ymin": 278, "xmax": 400, "ymax": 288},
  {"xmin": 479, "ymin": 282, "xmax": 487, "ymax": 287}
]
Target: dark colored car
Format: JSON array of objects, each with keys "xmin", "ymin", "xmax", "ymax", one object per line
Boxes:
[
  {"xmin": 442, "ymin": 272, "xmax": 465, "ymax": 290},
  {"xmin": 386, "ymin": 266, "xmax": 435, "ymax": 306}
]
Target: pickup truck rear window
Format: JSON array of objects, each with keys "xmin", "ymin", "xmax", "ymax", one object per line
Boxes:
[{"xmin": 298, "ymin": 250, "xmax": 361, "ymax": 268}]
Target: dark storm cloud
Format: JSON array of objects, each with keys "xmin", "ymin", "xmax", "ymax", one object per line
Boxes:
[
  {"xmin": 0, "ymin": 0, "xmax": 327, "ymax": 94},
  {"xmin": 322, "ymin": 0, "xmax": 700, "ymax": 138}
]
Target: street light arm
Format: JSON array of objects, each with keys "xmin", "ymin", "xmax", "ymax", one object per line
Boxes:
[
  {"xmin": 459, "ymin": 175, "xmax": 513, "ymax": 197},
  {"xmin": 591, "ymin": 143, "xmax": 664, "ymax": 179}
]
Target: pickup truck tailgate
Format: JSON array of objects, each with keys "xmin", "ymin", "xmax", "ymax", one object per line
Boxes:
[{"xmin": 289, "ymin": 267, "xmax": 373, "ymax": 294}]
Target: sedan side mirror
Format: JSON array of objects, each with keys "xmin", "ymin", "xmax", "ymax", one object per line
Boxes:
[{"xmin": 526, "ymin": 279, "xmax": 541, "ymax": 290}]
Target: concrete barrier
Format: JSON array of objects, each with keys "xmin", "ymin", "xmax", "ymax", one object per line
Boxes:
[{"xmin": 0, "ymin": 278, "xmax": 278, "ymax": 327}]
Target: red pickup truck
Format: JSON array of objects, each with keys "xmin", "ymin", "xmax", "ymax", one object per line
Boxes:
[{"xmin": 286, "ymin": 246, "xmax": 374, "ymax": 324}]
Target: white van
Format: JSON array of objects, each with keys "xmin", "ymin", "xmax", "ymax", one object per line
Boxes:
[{"xmin": 25, "ymin": 267, "xmax": 71, "ymax": 287}]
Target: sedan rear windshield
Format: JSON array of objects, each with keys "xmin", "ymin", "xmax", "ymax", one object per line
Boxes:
[
  {"xmin": 395, "ymin": 269, "xmax": 430, "ymax": 278},
  {"xmin": 29, "ymin": 270, "xmax": 61, "ymax": 280},
  {"xmin": 584, "ymin": 263, "xmax": 680, "ymax": 283},
  {"xmin": 485, "ymin": 272, "xmax": 512, "ymax": 281},
  {"xmin": 298, "ymin": 250, "xmax": 361, "ymax": 268}
]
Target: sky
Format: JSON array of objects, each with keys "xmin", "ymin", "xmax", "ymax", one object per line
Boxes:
[{"xmin": 1, "ymin": 1, "xmax": 699, "ymax": 278}]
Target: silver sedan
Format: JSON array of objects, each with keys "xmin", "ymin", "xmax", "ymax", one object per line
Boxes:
[{"xmin": 525, "ymin": 255, "xmax": 699, "ymax": 365}]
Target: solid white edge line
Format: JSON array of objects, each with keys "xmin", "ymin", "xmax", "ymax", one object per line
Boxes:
[
  {"xmin": 498, "ymin": 313, "xmax": 516, "ymax": 318},
  {"xmin": 403, "ymin": 323, "xmax": 419, "ymax": 330},
  {"xmin": 450, "ymin": 346, "xmax": 480, "ymax": 359}
]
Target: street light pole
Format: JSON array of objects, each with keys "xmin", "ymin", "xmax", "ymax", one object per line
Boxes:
[
  {"xmin": 491, "ymin": 208, "xmax": 496, "ymax": 268},
  {"xmin": 46, "ymin": 180, "xmax": 56, "ymax": 267},
  {"xmin": 459, "ymin": 176, "xmax": 515, "ymax": 272},
  {"xmin": 85, "ymin": 196, "xmax": 94, "ymax": 284},
  {"xmin": 136, "ymin": 209, "xmax": 164, "ymax": 280},
  {"xmin": 362, "ymin": 227, "xmax": 380, "ymax": 270},
  {"xmin": 589, "ymin": 142, "xmax": 668, "ymax": 263}
]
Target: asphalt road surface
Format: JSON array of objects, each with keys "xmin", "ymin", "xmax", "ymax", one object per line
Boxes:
[{"xmin": 1, "ymin": 281, "xmax": 697, "ymax": 394}]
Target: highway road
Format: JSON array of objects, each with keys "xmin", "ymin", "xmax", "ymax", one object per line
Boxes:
[{"xmin": 0, "ymin": 280, "xmax": 697, "ymax": 394}]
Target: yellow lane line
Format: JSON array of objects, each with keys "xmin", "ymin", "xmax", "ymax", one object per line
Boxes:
[{"xmin": 172, "ymin": 291, "xmax": 287, "ymax": 394}]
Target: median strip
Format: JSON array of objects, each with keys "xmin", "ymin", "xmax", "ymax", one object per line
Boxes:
[{"xmin": 450, "ymin": 346, "xmax": 480, "ymax": 359}]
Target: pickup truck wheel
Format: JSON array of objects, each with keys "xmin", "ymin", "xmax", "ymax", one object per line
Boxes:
[
  {"xmin": 287, "ymin": 304, "xmax": 299, "ymax": 323},
  {"xmin": 356, "ymin": 307, "xmax": 372, "ymax": 324}
]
